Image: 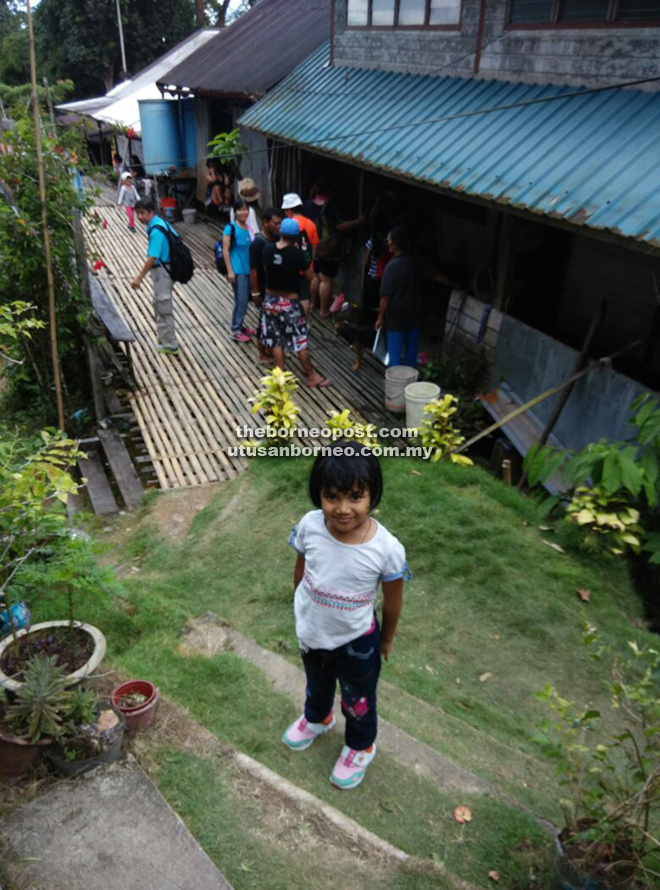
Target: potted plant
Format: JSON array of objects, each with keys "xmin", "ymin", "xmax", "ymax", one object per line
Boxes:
[
  {"xmin": 0, "ymin": 653, "xmax": 73, "ymax": 778},
  {"xmin": 48, "ymin": 688, "xmax": 125, "ymax": 777},
  {"xmin": 534, "ymin": 624, "xmax": 660, "ymax": 889},
  {"xmin": 0, "ymin": 426, "xmax": 107, "ymax": 692},
  {"xmin": 0, "ymin": 533, "xmax": 107, "ymax": 692},
  {"xmin": 111, "ymin": 679, "xmax": 159, "ymax": 732}
]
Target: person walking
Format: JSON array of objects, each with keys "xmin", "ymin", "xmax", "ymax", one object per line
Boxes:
[
  {"xmin": 117, "ymin": 171, "xmax": 139, "ymax": 232},
  {"xmin": 223, "ymin": 199, "xmax": 255, "ymax": 343},
  {"xmin": 131, "ymin": 198, "xmax": 180, "ymax": 356},
  {"xmin": 260, "ymin": 217, "xmax": 330, "ymax": 387}
]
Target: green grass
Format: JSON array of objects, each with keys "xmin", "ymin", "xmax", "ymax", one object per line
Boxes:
[{"xmin": 31, "ymin": 456, "xmax": 657, "ymax": 886}]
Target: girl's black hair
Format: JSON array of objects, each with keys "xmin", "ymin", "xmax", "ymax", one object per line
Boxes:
[
  {"xmin": 309, "ymin": 441, "xmax": 383, "ymax": 509},
  {"xmin": 233, "ymin": 198, "xmax": 249, "ymax": 213}
]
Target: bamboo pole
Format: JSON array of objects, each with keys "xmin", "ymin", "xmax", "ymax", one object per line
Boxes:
[{"xmin": 26, "ymin": 0, "xmax": 65, "ymax": 431}]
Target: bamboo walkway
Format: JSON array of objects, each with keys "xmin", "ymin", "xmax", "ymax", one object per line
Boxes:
[{"xmin": 85, "ymin": 196, "xmax": 397, "ymax": 489}]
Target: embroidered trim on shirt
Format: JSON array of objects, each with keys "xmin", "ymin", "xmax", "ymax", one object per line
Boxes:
[{"xmin": 303, "ymin": 570, "xmax": 376, "ymax": 611}]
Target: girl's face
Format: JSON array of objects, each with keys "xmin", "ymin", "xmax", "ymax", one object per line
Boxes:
[
  {"xmin": 235, "ymin": 206, "xmax": 249, "ymax": 223},
  {"xmin": 321, "ymin": 484, "xmax": 371, "ymax": 540}
]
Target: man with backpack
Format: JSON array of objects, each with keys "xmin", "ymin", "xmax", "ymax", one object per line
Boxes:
[{"xmin": 132, "ymin": 198, "xmax": 194, "ymax": 356}]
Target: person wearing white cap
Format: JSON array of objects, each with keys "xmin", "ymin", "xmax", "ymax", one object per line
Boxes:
[
  {"xmin": 260, "ymin": 217, "xmax": 331, "ymax": 388},
  {"xmin": 117, "ymin": 172, "xmax": 139, "ymax": 232}
]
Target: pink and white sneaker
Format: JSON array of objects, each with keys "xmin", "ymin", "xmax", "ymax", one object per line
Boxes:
[
  {"xmin": 330, "ymin": 744, "xmax": 377, "ymax": 789},
  {"xmin": 282, "ymin": 713, "xmax": 336, "ymax": 751}
]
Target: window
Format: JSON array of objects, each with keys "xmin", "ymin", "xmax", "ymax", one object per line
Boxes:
[
  {"xmin": 346, "ymin": 0, "xmax": 462, "ymax": 27},
  {"xmin": 508, "ymin": 0, "xmax": 660, "ymax": 24}
]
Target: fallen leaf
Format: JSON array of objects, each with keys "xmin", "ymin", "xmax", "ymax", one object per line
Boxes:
[
  {"xmin": 543, "ymin": 539, "xmax": 565, "ymax": 554},
  {"xmin": 431, "ymin": 853, "xmax": 445, "ymax": 868},
  {"xmin": 488, "ymin": 870, "xmax": 500, "ymax": 881},
  {"xmin": 539, "ymin": 525, "xmax": 552, "ymax": 531},
  {"xmin": 455, "ymin": 677, "xmax": 461, "ymax": 684},
  {"xmin": 379, "ymin": 796, "xmax": 397, "ymax": 813},
  {"xmin": 453, "ymin": 805, "xmax": 472, "ymax": 823},
  {"xmin": 576, "ymin": 588, "xmax": 591, "ymax": 602},
  {"xmin": 425, "ymin": 664, "xmax": 436, "ymax": 675},
  {"xmin": 411, "ymin": 470, "xmax": 422, "ymax": 476},
  {"xmin": 490, "ymin": 634, "xmax": 500, "ymax": 642},
  {"xmin": 479, "ymin": 672, "xmax": 493, "ymax": 683}
]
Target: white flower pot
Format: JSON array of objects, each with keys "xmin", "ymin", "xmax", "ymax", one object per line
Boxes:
[{"xmin": 0, "ymin": 621, "xmax": 106, "ymax": 693}]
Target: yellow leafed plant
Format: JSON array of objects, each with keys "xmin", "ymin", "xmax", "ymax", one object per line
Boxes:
[{"xmin": 418, "ymin": 395, "xmax": 474, "ymax": 466}]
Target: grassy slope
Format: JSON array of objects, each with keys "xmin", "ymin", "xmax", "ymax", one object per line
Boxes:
[{"xmin": 35, "ymin": 457, "xmax": 656, "ymax": 887}]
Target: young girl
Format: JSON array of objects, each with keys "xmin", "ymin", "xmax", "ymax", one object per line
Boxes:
[
  {"xmin": 284, "ymin": 442, "xmax": 410, "ymax": 790},
  {"xmin": 222, "ymin": 199, "xmax": 255, "ymax": 342},
  {"xmin": 117, "ymin": 172, "xmax": 139, "ymax": 232}
]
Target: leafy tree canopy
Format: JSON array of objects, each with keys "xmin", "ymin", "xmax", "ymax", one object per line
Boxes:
[{"xmin": 33, "ymin": 0, "xmax": 197, "ymax": 98}]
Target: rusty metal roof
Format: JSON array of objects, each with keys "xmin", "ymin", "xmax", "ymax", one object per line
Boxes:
[
  {"xmin": 239, "ymin": 44, "xmax": 660, "ymax": 247},
  {"xmin": 157, "ymin": 0, "xmax": 331, "ymax": 98}
]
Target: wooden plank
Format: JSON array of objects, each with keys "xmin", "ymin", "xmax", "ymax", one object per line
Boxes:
[
  {"xmin": 97, "ymin": 425, "xmax": 144, "ymax": 511},
  {"xmin": 89, "ymin": 273, "xmax": 135, "ymax": 342},
  {"xmin": 78, "ymin": 447, "xmax": 119, "ymax": 515}
]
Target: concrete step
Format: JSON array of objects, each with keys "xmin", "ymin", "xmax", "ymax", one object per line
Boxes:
[{"xmin": 0, "ymin": 757, "xmax": 233, "ymax": 890}]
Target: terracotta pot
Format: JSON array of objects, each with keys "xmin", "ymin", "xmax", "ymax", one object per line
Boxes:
[
  {"xmin": 0, "ymin": 729, "xmax": 51, "ymax": 779},
  {"xmin": 0, "ymin": 621, "xmax": 107, "ymax": 693},
  {"xmin": 111, "ymin": 680, "xmax": 159, "ymax": 732}
]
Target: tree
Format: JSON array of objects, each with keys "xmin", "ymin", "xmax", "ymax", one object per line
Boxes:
[
  {"xmin": 34, "ymin": 0, "xmax": 196, "ymax": 98},
  {"xmin": 0, "ymin": 1, "xmax": 29, "ymax": 86},
  {"xmin": 205, "ymin": 0, "xmax": 260, "ymax": 27}
]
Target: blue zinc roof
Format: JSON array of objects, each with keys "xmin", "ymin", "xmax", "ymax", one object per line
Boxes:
[{"xmin": 239, "ymin": 45, "xmax": 660, "ymax": 247}]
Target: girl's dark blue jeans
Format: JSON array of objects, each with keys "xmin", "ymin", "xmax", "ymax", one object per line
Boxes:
[{"xmin": 301, "ymin": 620, "xmax": 381, "ymax": 751}]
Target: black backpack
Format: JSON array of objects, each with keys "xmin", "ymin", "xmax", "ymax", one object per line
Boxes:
[{"xmin": 153, "ymin": 221, "xmax": 194, "ymax": 284}]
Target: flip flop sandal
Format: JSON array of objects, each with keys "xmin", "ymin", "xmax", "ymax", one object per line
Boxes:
[{"xmin": 307, "ymin": 377, "xmax": 332, "ymax": 388}]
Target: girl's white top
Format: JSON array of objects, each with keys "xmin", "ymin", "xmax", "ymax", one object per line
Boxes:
[
  {"xmin": 118, "ymin": 185, "xmax": 139, "ymax": 207},
  {"xmin": 288, "ymin": 509, "xmax": 410, "ymax": 651}
]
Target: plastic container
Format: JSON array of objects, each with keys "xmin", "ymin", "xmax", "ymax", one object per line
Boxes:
[
  {"xmin": 182, "ymin": 208, "xmax": 197, "ymax": 225},
  {"xmin": 384, "ymin": 366, "xmax": 419, "ymax": 412},
  {"xmin": 405, "ymin": 382, "xmax": 441, "ymax": 432},
  {"xmin": 139, "ymin": 99, "xmax": 182, "ymax": 175},
  {"xmin": 160, "ymin": 197, "xmax": 177, "ymax": 220},
  {"xmin": 0, "ymin": 600, "xmax": 30, "ymax": 638},
  {"xmin": 111, "ymin": 680, "xmax": 159, "ymax": 733}
]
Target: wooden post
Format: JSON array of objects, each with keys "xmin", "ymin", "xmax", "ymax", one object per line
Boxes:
[
  {"xmin": 501, "ymin": 459, "xmax": 512, "ymax": 486},
  {"xmin": 27, "ymin": 0, "xmax": 65, "ymax": 432},
  {"xmin": 494, "ymin": 214, "xmax": 517, "ymax": 313}
]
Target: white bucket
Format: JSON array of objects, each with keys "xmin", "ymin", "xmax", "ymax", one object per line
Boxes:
[
  {"xmin": 182, "ymin": 208, "xmax": 197, "ymax": 225},
  {"xmin": 405, "ymin": 382, "xmax": 441, "ymax": 432},
  {"xmin": 385, "ymin": 366, "xmax": 419, "ymax": 412}
]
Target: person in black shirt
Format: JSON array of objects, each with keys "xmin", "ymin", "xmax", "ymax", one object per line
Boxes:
[
  {"xmin": 260, "ymin": 218, "xmax": 331, "ymax": 388},
  {"xmin": 250, "ymin": 207, "xmax": 281, "ymax": 364}
]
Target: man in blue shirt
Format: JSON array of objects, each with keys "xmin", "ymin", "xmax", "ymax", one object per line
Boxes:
[{"xmin": 131, "ymin": 198, "xmax": 180, "ymax": 355}]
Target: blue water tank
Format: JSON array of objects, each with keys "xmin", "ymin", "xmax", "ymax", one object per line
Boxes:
[
  {"xmin": 139, "ymin": 99, "xmax": 182, "ymax": 174},
  {"xmin": 180, "ymin": 99, "xmax": 197, "ymax": 170}
]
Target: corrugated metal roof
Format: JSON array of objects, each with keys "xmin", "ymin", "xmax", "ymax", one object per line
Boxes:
[
  {"xmin": 239, "ymin": 44, "xmax": 660, "ymax": 247},
  {"xmin": 157, "ymin": 0, "xmax": 331, "ymax": 97},
  {"xmin": 57, "ymin": 30, "xmax": 218, "ymax": 131}
]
